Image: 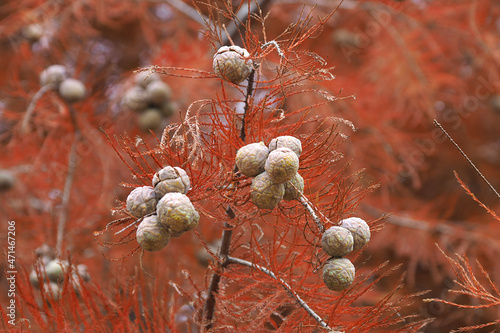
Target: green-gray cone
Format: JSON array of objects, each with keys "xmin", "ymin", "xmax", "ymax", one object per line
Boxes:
[
  {"xmin": 213, "ymin": 46, "xmax": 252, "ymax": 84},
  {"xmin": 269, "ymin": 136, "xmax": 302, "ymax": 157},
  {"xmin": 126, "ymin": 186, "xmax": 158, "ymax": 218},
  {"xmin": 45, "ymin": 259, "xmax": 68, "ymax": 283},
  {"xmin": 338, "ymin": 217, "xmax": 370, "ymax": 251},
  {"xmin": 136, "ymin": 215, "xmax": 171, "ymax": 251},
  {"xmin": 235, "ymin": 142, "xmax": 269, "ymax": 177},
  {"xmin": 135, "ymin": 71, "xmax": 160, "ymax": 88},
  {"xmin": 157, "ymin": 192, "xmax": 199, "ymax": 237},
  {"xmin": 321, "ymin": 226, "xmax": 354, "ymax": 257},
  {"xmin": 123, "ymin": 86, "xmax": 148, "ymax": 111},
  {"xmin": 146, "ymin": 80, "xmax": 172, "ymax": 105},
  {"xmin": 322, "ymin": 257, "xmax": 355, "ymax": 291},
  {"xmin": 250, "ymin": 172, "xmax": 284, "ymax": 210},
  {"xmin": 264, "ymin": 147, "xmax": 299, "ymax": 184},
  {"xmin": 59, "ymin": 78, "xmax": 86, "ymax": 103},
  {"xmin": 40, "ymin": 65, "xmax": 68, "ymax": 88},
  {"xmin": 153, "ymin": 166, "xmax": 190, "ymax": 197}
]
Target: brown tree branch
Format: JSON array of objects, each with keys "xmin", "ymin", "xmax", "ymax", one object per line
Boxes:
[
  {"xmin": 56, "ymin": 105, "xmax": 80, "ymax": 254},
  {"xmin": 202, "ymin": 69, "xmax": 256, "ymax": 330}
]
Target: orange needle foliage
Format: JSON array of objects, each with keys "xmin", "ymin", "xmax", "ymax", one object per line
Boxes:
[{"xmin": 1, "ymin": 0, "xmax": 500, "ymax": 332}]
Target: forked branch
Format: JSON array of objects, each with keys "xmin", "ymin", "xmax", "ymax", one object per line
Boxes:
[{"xmin": 227, "ymin": 256, "xmax": 342, "ymax": 333}]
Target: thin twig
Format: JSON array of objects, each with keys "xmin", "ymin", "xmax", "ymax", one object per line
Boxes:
[
  {"xmin": 114, "ymin": 218, "xmax": 142, "ymax": 235},
  {"xmin": 227, "ymin": 256, "xmax": 343, "ymax": 333},
  {"xmin": 433, "ymin": 119, "xmax": 500, "ymax": 199},
  {"xmin": 56, "ymin": 105, "xmax": 80, "ymax": 254},
  {"xmin": 261, "ymin": 40, "xmax": 284, "ymax": 58},
  {"xmin": 299, "ymin": 195, "xmax": 326, "ymax": 233},
  {"xmin": 20, "ymin": 84, "xmax": 54, "ymax": 133},
  {"xmin": 139, "ymin": 250, "xmax": 155, "ymax": 279}
]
